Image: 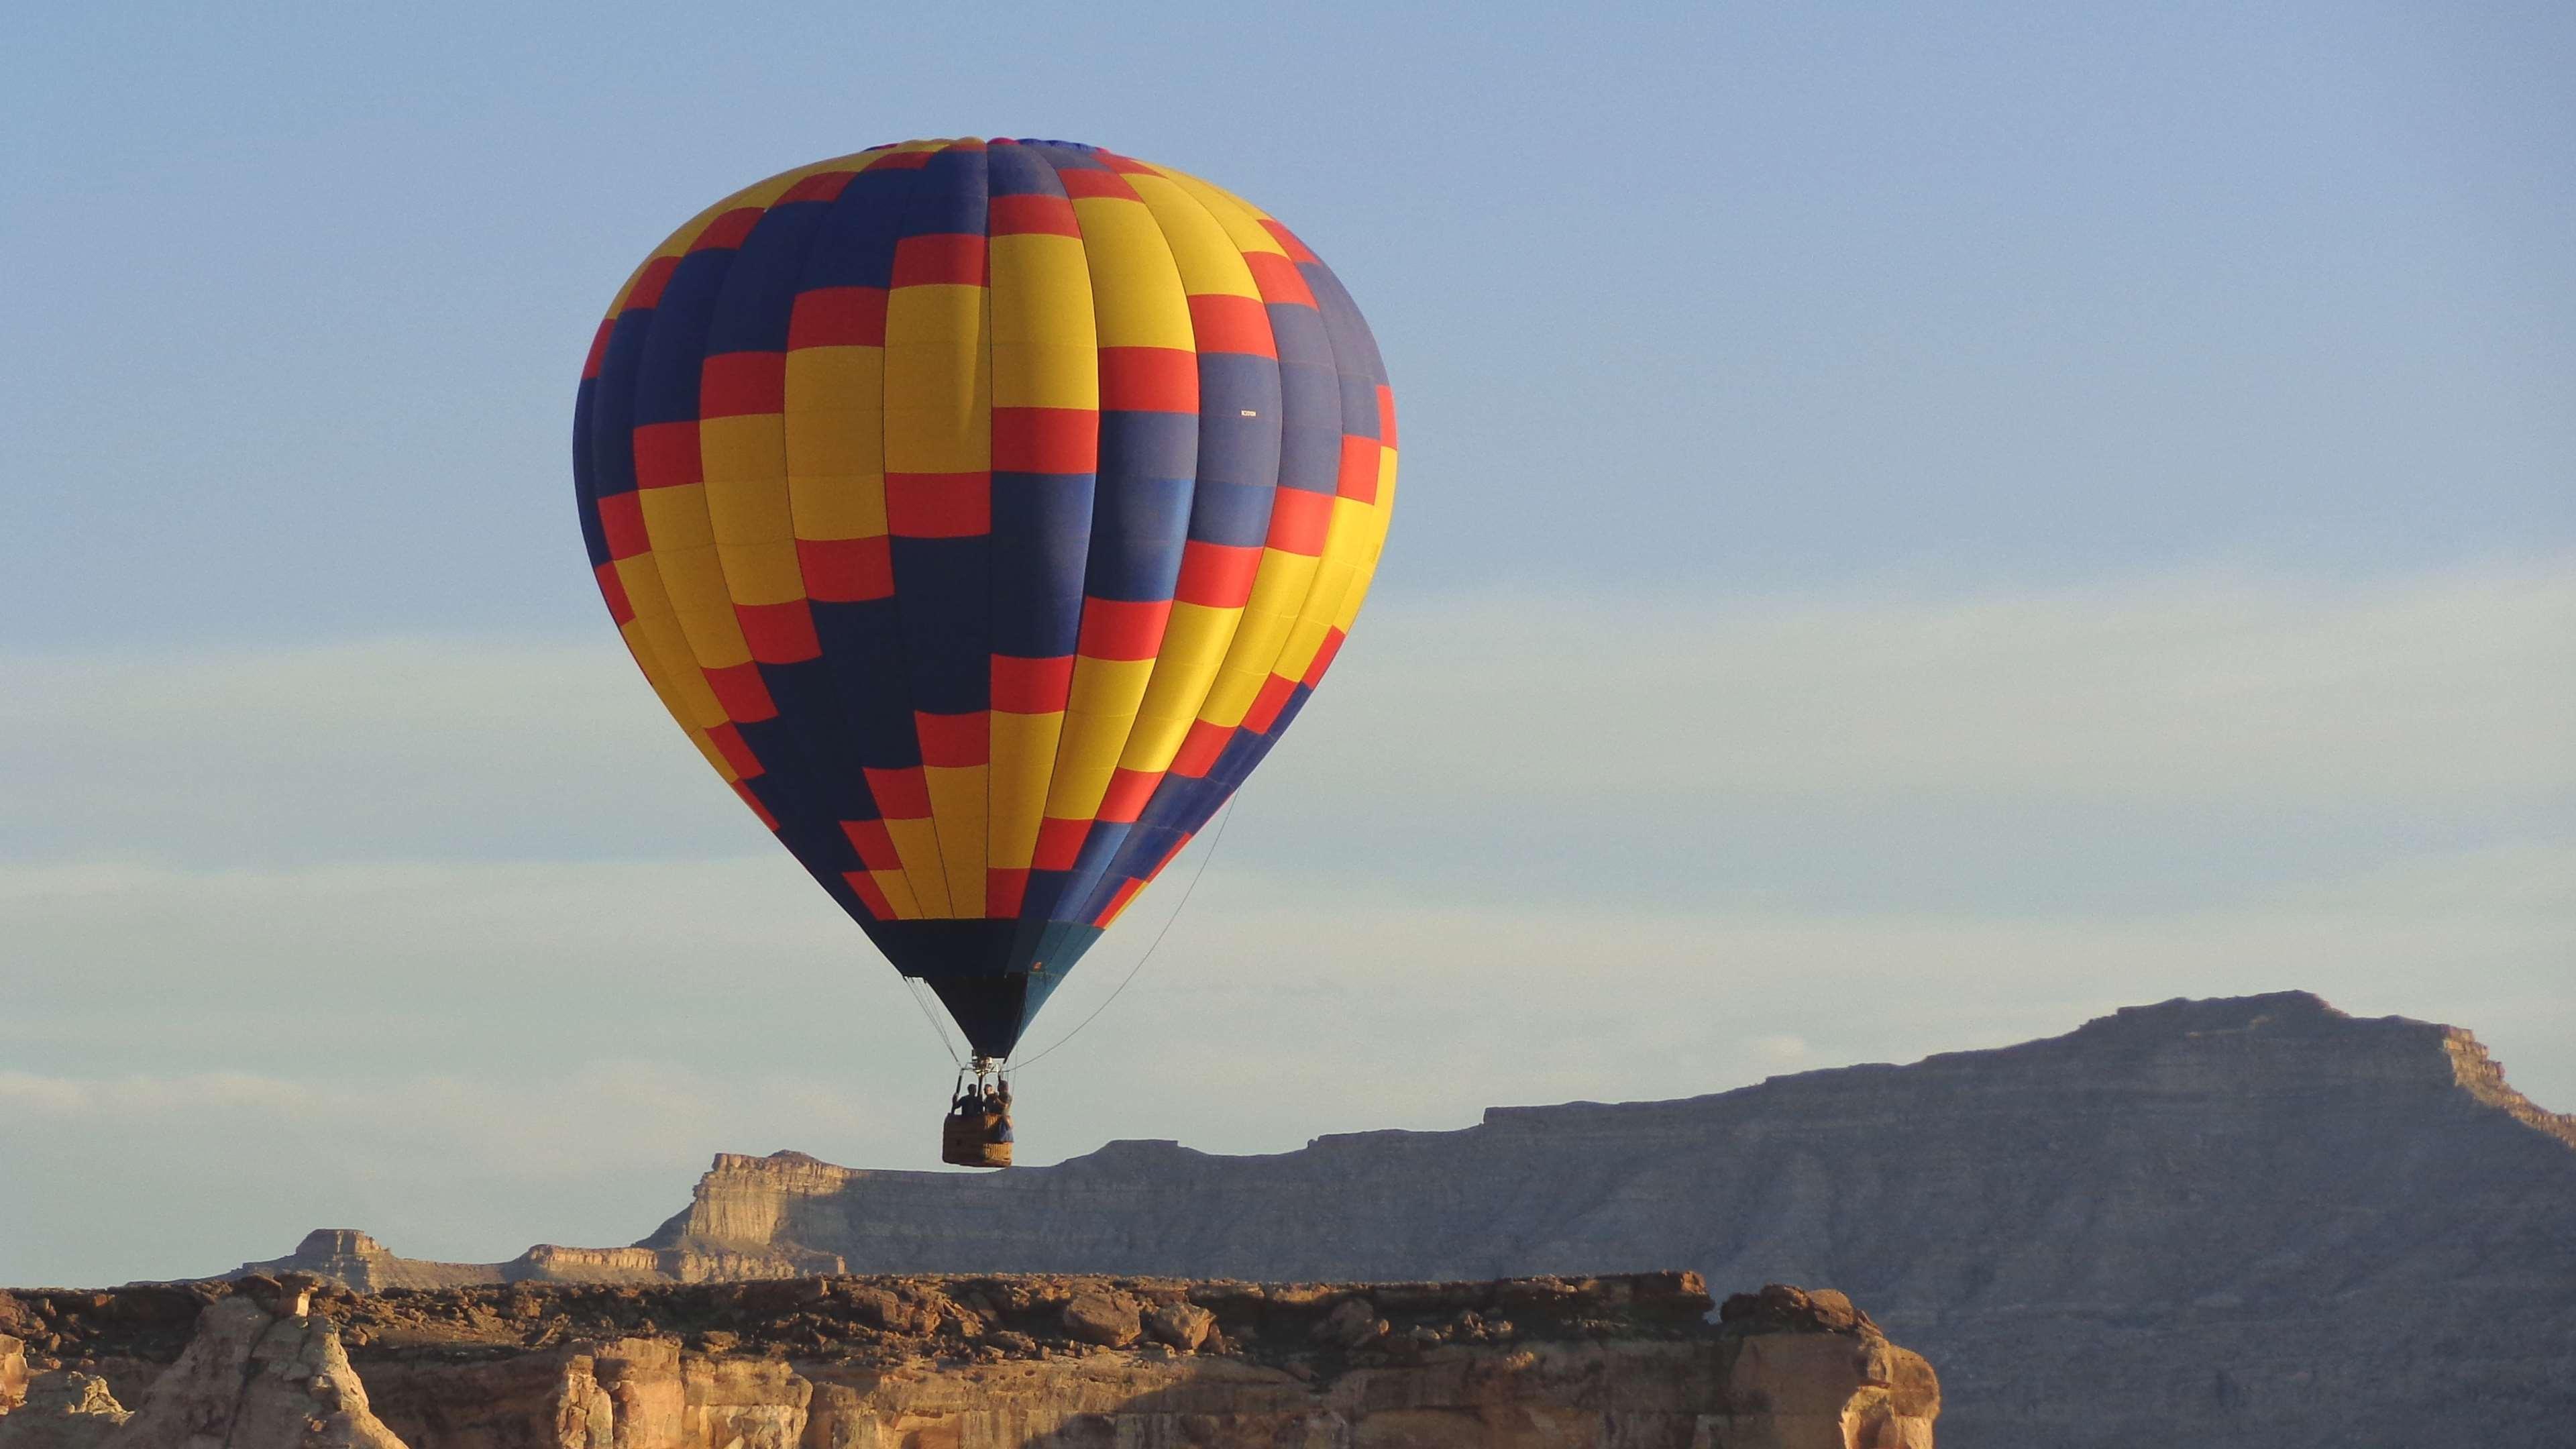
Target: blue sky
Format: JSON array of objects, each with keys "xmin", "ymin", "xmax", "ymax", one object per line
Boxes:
[{"xmin": 3, "ymin": 2, "xmax": 2569, "ymax": 1287}]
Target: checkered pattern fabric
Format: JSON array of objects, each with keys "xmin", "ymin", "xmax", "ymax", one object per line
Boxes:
[{"xmin": 572, "ymin": 139, "xmax": 1396, "ymax": 1057}]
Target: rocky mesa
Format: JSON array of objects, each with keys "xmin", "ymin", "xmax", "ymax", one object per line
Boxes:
[
  {"xmin": 0, "ymin": 1273, "xmax": 1936, "ymax": 1448},
  {"xmin": 214, "ymin": 992, "xmax": 2576, "ymax": 1447}
]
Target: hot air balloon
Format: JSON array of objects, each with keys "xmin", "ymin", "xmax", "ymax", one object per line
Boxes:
[{"xmin": 571, "ymin": 138, "xmax": 1396, "ymax": 1163}]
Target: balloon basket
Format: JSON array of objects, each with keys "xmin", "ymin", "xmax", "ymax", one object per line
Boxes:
[{"xmin": 942, "ymin": 1112, "xmax": 1013, "ymax": 1169}]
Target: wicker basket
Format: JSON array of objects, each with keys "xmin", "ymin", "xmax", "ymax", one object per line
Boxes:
[{"xmin": 941, "ymin": 1112, "xmax": 1013, "ymax": 1168}]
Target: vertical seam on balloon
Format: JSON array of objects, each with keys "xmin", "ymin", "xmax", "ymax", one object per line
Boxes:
[
  {"xmin": 1163, "ymin": 176, "xmax": 1340, "ymax": 716},
  {"xmin": 873, "ymin": 139, "xmax": 968, "ymax": 917},
  {"xmin": 1228, "ymin": 248, "xmax": 1350, "ymax": 690},
  {"xmin": 1022, "ymin": 142, "xmax": 1104, "ymax": 924},
  {"xmin": 1028, "ymin": 142, "xmax": 1101, "ymax": 848},
  {"xmin": 782, "ymin": 146, "xmax": 941, "ymax": 921},
  {"xmin": 1075, "ymin": 163, "xmax": 1204, "ymax": 915},
  {"xmin": 1081, "ymin": 169, "xmax": 1299, "ymax": 879},
  {"xmin": 1113, "ymin": 164, "xmax": 1270, "ymax": 767},
  {"xmin": 1071, "ymin": 178, "xmax": 1350, "ymax": 921},
  {"xmin": 576, "ymin": 345, "xmax": 698, "ymax": 757},
  {"xmin": 631, "ymin": 203, "xmax": 827, "ymax": 848},
  {"xmin": 978, "ymin": 138, "xmax": 1001, "ymax": 916},
  {"xmin": 945, "ymin": 139, "xmax": 997, "ymax": 920},
  {"xmin": 1317, "ymin": 256, "xmax": 1397, "ymax": 645},
  {"xmin": 1059, "ymin": 163, "xmax": 1284, "ymax": 923},
  {"xmin": 696, "ymin": 174, "xmax": 879, "ymax": 918},
  {"xmin": 977, "ymin": 140, "xmax": 1085, "ymax": 914},
  {"xmin": 1030, "ymin": 144, "xmax": 1197, "ymax": 914},
  {"xmin": 1139, "ymin": 168, "xmax": 1326, "ymax": 730},
  {"xmin": 1285, "ymin": 254, "xmax": 1391, "ymax": 665},
  {"xmin": 634, "ymin": 209, "xmax": 761, "ymax": 693},
  {"xmin": 971, "ymin": 139, "xmax": 1003, "ymax": 919},
  {"xmin": 875, "ymin": 141, "xmax": 958, "ymax": 916},
  {"xmin": 1189, "ymin": 246, "xmax": 1389, "ymax": 852},
  {"xmin": 588, "ymin": 214, "xmax": 726, "ymax": 752},
  {"xmin": 583, "ymin": 440, "xmax": 703, "ymax": 751},
  {"xmin": 594, "ymin": 209, "xmax": 742, "ymax": 753}
]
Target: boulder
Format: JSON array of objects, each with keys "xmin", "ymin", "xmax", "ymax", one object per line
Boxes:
[
  {"xmin": 1, "ymin": 1334, "xmax": 26, "ymax": 1412},
  {"xmin": 1059, "ymin": 1291, "xmax": 1140, "ymax": 1348},
  {"xmin": 835, "ymin": 1285, "xmax": 935, "ymax": 1336},
  {"xmin": 1311, "ymin": 1298, "xmax": 1385, "ymax": 1350},
  {"xmin": 0, "ymin": 1373, "xmax": 129, "ymax": 1449},
  {"xmin": 1719, "ymin": 1283, "xmax": 1873, "ymax": 1336},
  {"xmin": 1140, "ymin": 1302, "xmax": 1214, "ymax": 1352},
  {"xmin": 1803, "ymin": 1289, "xmax": 1861, "ymax": 1332}
]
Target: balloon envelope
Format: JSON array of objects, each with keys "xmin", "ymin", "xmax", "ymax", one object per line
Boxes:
[{"xmin": 572, "ymin": 138, "xmax": 1396, "ymax": 1057}]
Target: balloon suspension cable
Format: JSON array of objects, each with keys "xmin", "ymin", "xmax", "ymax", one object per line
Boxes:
[
  {"xmin": 900, "ymin": 974, "xmax": 965, "ymax": 1068},
  {"xmin": 1010, "ymin": 798, "xmax": 1237, "ymax": 1074}
]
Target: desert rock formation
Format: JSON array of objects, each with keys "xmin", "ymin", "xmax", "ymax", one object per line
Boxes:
[
  {"xmin": 218, "ymin": 992, "xmax": 2576, "ymax": 1447},
  {"xmin": 0, "ymin": 1281, "xmax": 403, "ymax": 1449},
  {"xmin": 0, "ymin": 1273, "xmax": 1935, "ymax": 1448}
]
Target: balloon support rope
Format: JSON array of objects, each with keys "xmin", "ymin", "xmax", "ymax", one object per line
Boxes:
[
  {"xmin": 900, "ymin": 974, "xmax": 965, "ymax": 1067},
  {"xmin": 1009, "ymin": 798, "xmax": 1237, "ymax": 1075}
]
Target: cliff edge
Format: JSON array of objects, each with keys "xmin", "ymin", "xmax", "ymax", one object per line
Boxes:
[{"xmin": 0, "ymin": 1273, "xmax": 1937, "ymax": 1449}]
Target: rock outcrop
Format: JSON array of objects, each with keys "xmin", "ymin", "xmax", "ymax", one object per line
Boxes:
[
  {"xmin": 0, "ymin": 1273, "xmax": 1935, "ymax": 1448},
  {"xmin": 228, "ymin": 1234, "xmax": 814, "ymax": 1295},
  {"xmin": 0, "ymin": 1282, "xmax": 404, "ymax": 1449},
  {"xmin": 231, "ymin": 1236, "xmax": 502, "ymax": 1296},
  {"xmin": 113, "ymin": 1287, "xmax": 405, "ymax": 1449},
  {"xmin": 209, "ymin": 993, "xmax": 2576, "ymax": 1446},
  {"xmin": 0, "ymin": 1371, "xmax": 129, "ymax": 1449}
]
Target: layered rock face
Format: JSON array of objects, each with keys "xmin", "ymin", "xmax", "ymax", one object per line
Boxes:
[
  {"xmin": 0, "ymin": 1274, "xmax": 1936, "ymax": 1448},
  {"xmin": 229, "ymin": 1234, "xmax": 807, "ymax": 1295},
  {"xmin": 224, "ymin": 992, "xmax": 2576, "ymax": 1447},
  {"xmin": 0, "ymin": 1281, "xmax": 403, "ymax": 1449}
]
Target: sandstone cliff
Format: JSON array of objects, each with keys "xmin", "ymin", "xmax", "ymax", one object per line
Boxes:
[
  {"xmin": 219, "ymin": 991, "xmax": 2576, "ymax": 1447},
  {"xmin": 229, "ymin": 1235, "xmax": 692, "ymax": 1296},
  {"xmin": 0, "ymin": 1274, "xmax": 1936, "ymax": 1448},
  {"xmin": 0, "ymin": 1279, "xmax": 403, "ymax": 1449}
]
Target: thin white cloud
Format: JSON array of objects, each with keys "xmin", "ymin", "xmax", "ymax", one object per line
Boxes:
[
  {"xmin": 0, "ymin": 1063, "xmax": 856, "ymax": 1177},
  {"xmin": 3, "ymin": 560, "xmax": 2566, "ymax": 871},
  {"xmin": 0, "ymin": 638, "xmax": 742, "ymax": 865},
  {"xmin": 1316, "ymin": 560, "xmax": 2575, "ymax": 805},
  {"xmin": 2, "ymin": 559, "xmax": 2568, "ymax": 1286}
]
